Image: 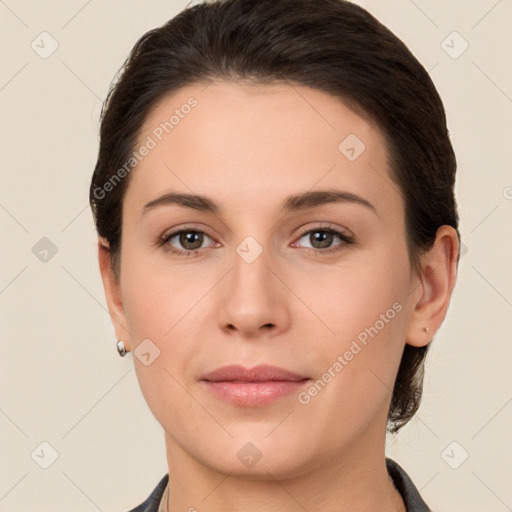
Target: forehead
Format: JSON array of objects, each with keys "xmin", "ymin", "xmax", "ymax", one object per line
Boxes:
[{"xmin": 125, "ymin": 79, "xmax": 400, "ymax": 217}]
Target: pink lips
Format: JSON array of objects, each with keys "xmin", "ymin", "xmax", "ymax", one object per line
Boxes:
[{"xmin": 201, "ymin": 364, "xmax": 311, "ymax": 406}]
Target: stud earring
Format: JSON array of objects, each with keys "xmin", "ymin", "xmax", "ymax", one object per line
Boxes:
[
  {"xmin": 117, "ymin": 340, "xmax": 128, "ymax": 357},
  {"xmin": 423, "ymin": 327, "xmax": 430, "ymax": 333}
]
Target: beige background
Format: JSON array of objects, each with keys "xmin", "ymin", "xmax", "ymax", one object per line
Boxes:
[{"xmin": 1, "ymin": 0, "xmax": 511, "ymax": 510}]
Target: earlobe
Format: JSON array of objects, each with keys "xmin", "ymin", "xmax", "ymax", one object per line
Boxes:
[
  {"xmin": 405, "ymin": 225, "xmax": 459, "ymax": 347},
  {"xmin": 97, "ymin": 238, "xmax": 132, "ymax": 350}
]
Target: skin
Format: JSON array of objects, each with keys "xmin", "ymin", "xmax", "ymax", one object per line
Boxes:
[{"xmin": 98, "ymin": 80, "xmax": 459, "ymax": 511}]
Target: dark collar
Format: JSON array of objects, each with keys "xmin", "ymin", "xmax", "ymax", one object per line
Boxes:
[
  {"xmin": 127, "ymin": 473, "xmax": 168, "ymax": 512},
  {"xmin": 386, "ymin": 457, "xmax": 433, "ymax": 511},
  {"xmin": 127, "ymin": 457, "xmax": 432, "ymax": 511}
]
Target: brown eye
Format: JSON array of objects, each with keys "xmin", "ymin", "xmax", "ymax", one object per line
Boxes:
[
  {"xmin": 177, "ymin": 231, "xmax": 204, "ymax": 250},
  {"xmin": 308, "ymin": 231, "xmax": 335, "ymax": 249},
  {"xmin": 291, "ymin": 227, "xmax": 355, "ymax": 256},
  {"xmin": 162, "ymin": 230, "xmax": 214, "ymax": 254}
]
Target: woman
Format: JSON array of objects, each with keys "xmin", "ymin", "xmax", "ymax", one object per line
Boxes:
[{"xmin": 89, "ymin": 0, "xmax": 460, "ymax": 510}]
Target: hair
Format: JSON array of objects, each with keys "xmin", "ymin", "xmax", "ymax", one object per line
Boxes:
[{"xmin": 89, "ymin": 0, "xmax": 460, "ymax": 434}]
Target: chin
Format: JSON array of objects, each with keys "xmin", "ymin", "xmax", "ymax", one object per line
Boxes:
[{"xmin": 194, "ymin": 432, "xmax": 315, "ymax": 480}]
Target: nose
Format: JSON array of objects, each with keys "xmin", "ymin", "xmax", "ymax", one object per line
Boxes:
[{"xmin": 217, "ymin": 244, "xmax": 291, "ymax": 340}]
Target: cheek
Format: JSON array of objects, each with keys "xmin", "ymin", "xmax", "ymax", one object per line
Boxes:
[
  {"xmin": 119, "ymin": 262, "xmax": 204, "ymax": 429},
  {"xmin": 120, "ymin": 237, "xmax": 212, "ymax": 338},
  {"xmin": 294, "ymin": 246, "xmax": 409, "ymax": 342},
  {"xmin": 293, "ymin": 244, "xmax": 410, "ymax": 399},
  {"xmin": 119, "ymin": 244, "xmax": 219, "ymax": 408}
]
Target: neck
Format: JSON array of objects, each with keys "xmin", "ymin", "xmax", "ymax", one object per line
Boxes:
[{"xmin": 161, "ymin": 419, "xmax": 406, "ymax": 512}]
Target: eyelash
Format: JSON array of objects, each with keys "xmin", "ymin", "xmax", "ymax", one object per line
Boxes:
[{"xmin": 158, "ymin": 224, "xmax": 355, "ymax": 258}]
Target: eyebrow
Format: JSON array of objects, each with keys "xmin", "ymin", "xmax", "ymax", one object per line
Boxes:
[{"xmin": 141, "ymin": 189, "xmax": 377, "ymax": 217}]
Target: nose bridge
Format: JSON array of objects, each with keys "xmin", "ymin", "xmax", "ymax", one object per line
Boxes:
[
  {"xmin": 231, "ymin": 233, "xmax": 276, "ymax": 302},
  {"xmin": 229, "ymin": 217, "xmax": 275, "ymax": 282}
]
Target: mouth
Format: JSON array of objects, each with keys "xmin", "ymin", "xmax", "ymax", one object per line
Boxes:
[{"xmin": 200, "ymin": 364, "xmax": 311, "ymax": 406}]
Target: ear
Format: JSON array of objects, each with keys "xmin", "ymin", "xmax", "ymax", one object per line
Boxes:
[
  {"xmin": 405, "ymin": 225, "xmax": 460, "ymax": 347},
  {"xmin": 97, "ymin": 238, "xmax": 132, "ymax": 351}
]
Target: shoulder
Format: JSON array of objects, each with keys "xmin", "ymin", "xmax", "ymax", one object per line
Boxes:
[
  {"xmin": 386, "ymin": 457, "xmax": 433, "ymax": 512},
  {"xmin": 126, "ymin": 474, "xmax": 169, "ymax": 512}
]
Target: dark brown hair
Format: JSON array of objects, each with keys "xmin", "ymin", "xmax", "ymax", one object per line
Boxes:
[{"xmin": 89, "ymin": 0, "xmax": 460, "ymax": 434}]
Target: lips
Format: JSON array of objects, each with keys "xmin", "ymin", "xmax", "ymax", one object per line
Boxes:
[
  {"xmin": 201, "ymin": 364, "xmax": 309, "ymax": 383},
  {"xmin": 200, "ymin": 364, "xmax": 311, "ymax": 406}
]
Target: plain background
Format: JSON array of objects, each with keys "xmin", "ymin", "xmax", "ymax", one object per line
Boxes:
[{"xmin": 1, "ymin": 0, "xmax": 511, "ymax": 510}]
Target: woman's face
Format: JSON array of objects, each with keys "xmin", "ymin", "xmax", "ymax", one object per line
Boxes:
[{"xmin": 107, "ymin": 80, "xmax": 423, "ymax": 478}]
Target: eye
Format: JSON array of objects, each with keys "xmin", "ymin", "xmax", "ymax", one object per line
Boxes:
[
  {"xmin": 160, "ymin": 229, "xmax": 217, "ymax": 256},
  {"xmin": 292, "ymin": 226, "xmax": 355, "ymax": 254}
]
